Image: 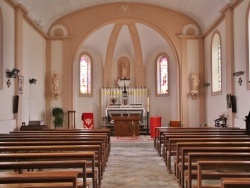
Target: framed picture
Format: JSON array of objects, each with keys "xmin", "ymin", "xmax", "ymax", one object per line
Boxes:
[{"xmin": 18, "ymin": 76, "xmax": 23, "ymax": 94}]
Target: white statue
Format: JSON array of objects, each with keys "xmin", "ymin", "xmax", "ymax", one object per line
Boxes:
[
  {"xmin": 190, "ymin": 72, "xmax": 200, "ymax": 95},
  {"xmin": 121, "ymin": 61, "xmax": 128, "ymax": 79},
  {"xmin": 52, "ymin": 71, "xmax": 60, "ymax": 92}
]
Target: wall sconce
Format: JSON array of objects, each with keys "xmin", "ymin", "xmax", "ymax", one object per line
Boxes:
[
  {"xmin": 29, "ymin": 78, "xmax": 37, "ymax": 84},
  {"xmin": 233, "ymin": 71, "xmax": 244, "ymax": 76},
  {"xmin": 6, "ymin": 68, "xmax": 20, "ymax": 87},
  {"xmin": 6, "ymin": 68, "xmax": 20, "ymax": 78},
  {"xmin": 204, "ymin": 83, "xmax": 210, "ymax": 87}
]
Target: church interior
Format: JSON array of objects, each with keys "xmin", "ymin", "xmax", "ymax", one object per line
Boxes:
[
  {"xmin": 0, "ymin": 0, "xmax": 249, "ymax": 131},
  {"xmin": 0, "ymin": 0, "xmax": 250, "ymax": 187}
]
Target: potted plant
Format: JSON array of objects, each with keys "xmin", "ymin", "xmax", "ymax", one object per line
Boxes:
[{"xmin": 51, "ymin": 107, "xmax": 64, "ymax": 129}]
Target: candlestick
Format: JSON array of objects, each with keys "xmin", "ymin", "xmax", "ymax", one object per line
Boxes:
[{"xmin": 147, "ymin": 97, "xmax": 149, "ymax": 112}]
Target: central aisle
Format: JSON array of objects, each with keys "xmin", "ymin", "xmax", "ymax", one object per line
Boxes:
[{"xmin": 101, "ymin": 144, "xmax": 179, "ymax": 188}]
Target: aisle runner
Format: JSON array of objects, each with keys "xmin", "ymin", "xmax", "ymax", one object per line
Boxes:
[{"xmin": 111, "ymin": 135, "xmax": 153, "ymax": 142}]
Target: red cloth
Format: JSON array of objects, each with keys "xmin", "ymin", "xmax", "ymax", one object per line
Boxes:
[{"xmin": 82, "ymin": 113, "xmax": 94, "ymax": 129}]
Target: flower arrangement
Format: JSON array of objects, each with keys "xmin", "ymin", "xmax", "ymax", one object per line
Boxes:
[{"xmin": 110, "ymin": 97, "xmax": 118, "ymax": 104}]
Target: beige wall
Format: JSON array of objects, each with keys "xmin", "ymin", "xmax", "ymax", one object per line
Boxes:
[
  {"xmin": 204, "ymin": 0, "xmax": 250, "ymax": 128},
  {"xmin": 47, "ymin": 2, "xmax": 205, "ymax": 127}
]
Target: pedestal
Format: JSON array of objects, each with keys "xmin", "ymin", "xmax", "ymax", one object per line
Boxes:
[{"xmin": 112, "ymin": 116, "xmax": 140, "ymax": 136}]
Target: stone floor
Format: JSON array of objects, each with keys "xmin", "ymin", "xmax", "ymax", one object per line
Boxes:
[{"xmin": 100, "ymin": 136, "xmax": 179, "ymax": 188}]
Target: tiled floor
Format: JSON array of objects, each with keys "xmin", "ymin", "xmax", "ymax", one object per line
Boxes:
[{"xmin": 101, "ymin": 136, "xmax": 179, "ymax": 188}]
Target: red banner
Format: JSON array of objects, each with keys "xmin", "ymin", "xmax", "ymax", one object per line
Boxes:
[{"xmin": 82, "ymin": 113, "xmax": 94, "ymax": 129}]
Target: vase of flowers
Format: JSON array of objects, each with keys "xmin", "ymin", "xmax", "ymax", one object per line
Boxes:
[{"xmin": 110, "ymin": 97, "xmax": 118, "ymax": 105}]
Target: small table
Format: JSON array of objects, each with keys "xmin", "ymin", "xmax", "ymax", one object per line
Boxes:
[{"xmin": 112, "ymin": 116, "xmax": 141, "ymax": 136}]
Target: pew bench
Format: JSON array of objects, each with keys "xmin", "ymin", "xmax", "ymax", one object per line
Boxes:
[
  {"xmin": 0, "ymin": 145, "xmax": 101, "ymax": 187},
  {"xmin": 221, "ymin": 178, "xmax": 250, "ymax": 188},
  {"xmin": 196, "ymin": 161, "xmax": 250, "ymax": 188},
  {"xmin": 0, "ymin": 140, "xmax": 106, "ymax": 170},
  {"xmin": 0, "ymin": 160, "xmax": 88, "ymax": 188},
  {"xmin": 154, "ymin": 127, "xmax": 241, "ymax": 153},
  {"xmin": 0, "ymin": 135, "xmax": 109, "ymax": 169},
  {"xmin": 166, "ymin": 136, "xmax": 250, "ymax": 173},
  {"xmin": 0, "ymin": 151, "xmax": 97, "ymax": 188},
  {"xmin": 175, "ymin": 142, "xmax": 250, "ymax": 182},
  {"xmin": 185, "ymin": 152, "xmax": 250, "ymax": 188},
  {"xmin": 0, "ymin": 171, "xmax": 81, "ymax": 188},
  {"xmin": 163, "ymin": 132, "xmax": 247, "ymax": 161}
]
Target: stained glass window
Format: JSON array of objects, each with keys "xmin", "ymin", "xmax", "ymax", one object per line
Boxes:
[
  {"xmin": 80, "ymin": 54, "xmax": 91, "ymax": 95},
  {"xmin": 157, "ymin": 55, "xmax": 168, "ymax": 95},
  {"xmin": 218, "ymin": 44, "xmax": 221, "ymax": 90},
  {"xmin": 212, "ymin": 32, "xmax": 222, "ymax": 94}
]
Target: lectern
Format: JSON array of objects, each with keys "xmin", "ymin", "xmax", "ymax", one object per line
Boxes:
[{"xmin": 112, "ymin": 116, "xmax": 141, "ymax": 136}]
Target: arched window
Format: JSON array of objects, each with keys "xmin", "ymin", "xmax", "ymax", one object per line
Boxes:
[
  {"xmin": 156, "ymin": 54, "xmax": 169, "ymax": 96},
  {"xmin": 211, "ymin": 31, "xmax": 222, "ymax": 95},
  {"xmin": 79, "ymin": 52, "xmax": 92, "ymax": 96}
]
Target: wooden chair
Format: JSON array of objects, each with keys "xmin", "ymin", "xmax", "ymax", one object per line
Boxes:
[{"xmin": 169, "ymin": 120, "xmax": 181, "ymax": 127}]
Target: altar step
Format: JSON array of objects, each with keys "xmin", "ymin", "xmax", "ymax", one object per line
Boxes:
[{"xmin": 110, "ymin": 136, "xmax": 153, "ymax": 148}]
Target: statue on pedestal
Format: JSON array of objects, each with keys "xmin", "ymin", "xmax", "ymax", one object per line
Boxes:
[
  {"xmin": 190, "ymin": 72, "xmax": 200, "ymax": 96},
  {"xmin": 52, "ymin": 71, "xmax": 61, "ymax": 99}
]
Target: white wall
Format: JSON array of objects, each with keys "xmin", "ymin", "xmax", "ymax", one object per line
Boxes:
[
  {"xmin": 233, "ymin": 0, "xmax": 250, "ymax": 128},
  {"xmin": 22, "ymin": 20, "xmax": 46, "ymax": 124},
  {"xmin": 0, "ymin": 1, "xmax": 16, "ymax": 133},
  {"xmin": 204, "ymin": 20, "xmax": 227, "ymax": 127},
  {"xmin": 0, "ymin": 1, "xmax": 46, "ymax": 133}
]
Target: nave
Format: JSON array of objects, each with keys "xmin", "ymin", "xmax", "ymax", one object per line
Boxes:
[{"xmin": 101, "ymin": 138, "xmax": 179, "ymax": 188}]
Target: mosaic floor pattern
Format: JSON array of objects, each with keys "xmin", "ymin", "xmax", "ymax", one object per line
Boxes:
[{"xmin": 101, "ymin": 137, "xmax": 179, "ymax": 188}]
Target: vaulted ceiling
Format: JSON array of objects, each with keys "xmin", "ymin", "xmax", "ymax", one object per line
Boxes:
[{"xmin": 16, "ymin": 0, "xmax": 231, "ymax": 33}]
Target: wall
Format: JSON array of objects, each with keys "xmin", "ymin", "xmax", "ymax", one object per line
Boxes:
[
  {"xmin": 233, "ymin": 0, "xmax": 250, "ymax": 128},
  {"xmin": 48, "ymin": 2, "xmax": 204, "ymax": 128},
  {"xmin": 0, "ymin": 1, "xmax": 16, "ymax": 132},
  {"xmin": 204, "ymin": 0, "xmax": 250, "ymax": 128},
  {"xmin": 22, "ymin": 20, "xmax": 46, "ymax": 125},
  {"xmin": 0, "ymin": 1, "xmax": 46, "ymax": 133},
  {"xmin": 204, "ymin": 20, "xmax": 227, "ymax": 127}
]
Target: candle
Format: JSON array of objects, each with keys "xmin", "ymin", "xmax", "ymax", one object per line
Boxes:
[{"xmin": 147, "ymin": 97, "xmax": 149, "ymax": 112}]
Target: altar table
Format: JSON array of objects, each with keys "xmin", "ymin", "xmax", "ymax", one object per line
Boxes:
[{"xmin": 112, "ymin": 116, "xmax": 141, "ymax": 136}]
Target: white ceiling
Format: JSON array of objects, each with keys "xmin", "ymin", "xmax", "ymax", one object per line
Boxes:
[
  {"xmin": 15, "ymin": 0, "xmax": 232, "ymax": 70},
  {"xmin": 16, "ymin": 0, "xmax": 231, "ymax": 33}
]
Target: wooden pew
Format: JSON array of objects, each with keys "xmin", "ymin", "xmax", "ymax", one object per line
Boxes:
[
  {"xmin": 178, "ymin": 146, "xmax": 250, "ymax": 188},
  {"xmin": 0, "ymin": 145, "xmax": 102, "ymax": 186},
  {"xmin": 156, "ymin": 128, "xmax": 244, "ymax": 155},
  {"xmin": 0, "ymin": 171, "xmax": 79, "ymax": 188},
  {"xmin": 0, "ymin": 160, "xmax": 87, "ymax": 188},
  {"xmin": 0, "ymin": 135, "xmax": 109, "ymax": 167},
  {"xmin": 186, "ymin": 152, "xmax": 250, "ymax": 188},
  {"xmin": 175, "ymin": 142, "xmax": 250, "ymax": 181},
  {"xmin": 221, "ymin": 178, "xmax": 250, "ymax": 188},
  {"xmin": 0, "ymin": 140, "xmax": 107, "ymax": 180},
  {"xmin": 166, "ymin": 136, "xmax": 250, "ymax": 173},
  {"xmin": 0, "ymin": 152, "xmax": 97, "ymax": 188},
  {"xmin": 12, "ymin": 128, "xmax": 111, "ymax": 149},
  {"xmin": 197, "ymin": 161, "xmax": 250, "ymax": 188},
  {"xmin": 154, "ymin": 127, "xmax": 241, "ymax": 150},
  {"xmin": 163, "ymin": 133, "xmax": 248, "ymax": 165},
  {"xmin": 162, "ymin": 132, "xmax": 247, "ymax": 158}
]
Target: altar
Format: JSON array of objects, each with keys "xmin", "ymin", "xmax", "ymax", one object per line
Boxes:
[
  {"xmin": 112, "ymin": 116, "xmax": 141, "ymax": 136},
  {"xmin": 106, "ymin": 106, "xmax": 145, "ymax": 123}
]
